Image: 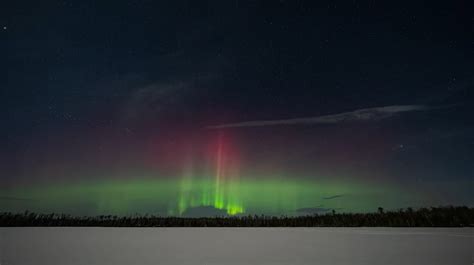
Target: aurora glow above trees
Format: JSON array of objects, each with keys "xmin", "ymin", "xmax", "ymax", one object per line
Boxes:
[
  {"xmin": 2, "ymin": 177, "xmax": 411, "ymax": 216},
  {"xmin": 0, "ymin": 129, "xmax": 446, "ymax": 216},
  {"xmin": 1, "ymin": 110, "xmax": 473, "ymax": 216}
]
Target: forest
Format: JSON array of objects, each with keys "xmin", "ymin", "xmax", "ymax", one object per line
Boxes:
[{"xmin": 1, "ymin": 206, "xmax": 472, "ymax": 227}]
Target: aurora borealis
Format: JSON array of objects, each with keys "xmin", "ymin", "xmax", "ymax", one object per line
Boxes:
[
  {"xmin": 1, "ymin": 126, "xmax": 471, "ymax": 216},
  {"xmin": 1, "ymin": 1, "xmax": 473, "ymax": 217},
  {"xmin": 1, "ymin": 178, "xmax": 409, "ymax": 216},
  {"xmin": 1, "ymin": 168, "xmax": 421, "ymax": 216}
]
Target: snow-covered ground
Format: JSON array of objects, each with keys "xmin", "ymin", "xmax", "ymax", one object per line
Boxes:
[{"xmin": 1, "ymin": 228, "xmax": 472, "ymax": 265}]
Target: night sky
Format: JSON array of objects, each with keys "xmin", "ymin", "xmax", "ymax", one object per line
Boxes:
[{"xmin": 1, "ymin": 0, "xmax": 473, "ymax": 216}]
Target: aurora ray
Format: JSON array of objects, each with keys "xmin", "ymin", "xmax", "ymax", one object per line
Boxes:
[{"xmin": 175, "ymin": 133, "xmax": 244, "ymax": 216}]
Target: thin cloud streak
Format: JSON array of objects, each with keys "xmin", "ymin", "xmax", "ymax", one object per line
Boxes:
[
  {"xmin": 207, "ymin": 105, "xmax": 433, "ymax": 129},
  {"xmin": 323, "ymin": 194, "xmax": 345, "ymax": 200}
]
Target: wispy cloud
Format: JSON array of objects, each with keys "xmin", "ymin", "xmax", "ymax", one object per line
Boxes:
[
  {"xmin": 207, "ymin": 105, "xmax": 436, "ymax": 129},
  {"xmin": 122, "ymin": 81, "xmax": 189, "ymax": 122},
  {"xmin": 121, "ymin": 72, "xmax": 221, "ymax": 124},
  {"xmin": 322, "ymin": 194, "xmax": 345, "ymax": 200}
]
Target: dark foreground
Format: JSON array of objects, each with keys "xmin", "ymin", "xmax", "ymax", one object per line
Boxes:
[
  {"xmin": 1, "ymin": 207, "xmax": 473, "ymax": 227},
  {"xmin": 1, "ymin": 227, "xmax": 472, "ymax": 265}
]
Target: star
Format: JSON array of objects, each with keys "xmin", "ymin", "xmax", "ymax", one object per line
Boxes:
[{"xmin": 2, "ymin": 26, "xmax": 6, "ymax": 30}]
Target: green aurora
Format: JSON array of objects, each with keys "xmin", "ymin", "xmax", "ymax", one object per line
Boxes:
[{"xmin": 0, "ymin": 175, "xmax": 420, "ymax": 216}]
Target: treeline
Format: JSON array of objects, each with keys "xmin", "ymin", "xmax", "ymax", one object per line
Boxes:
[{"xmin": 1, "ymin": 206, "xmax": 473, "ymax": 227}]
